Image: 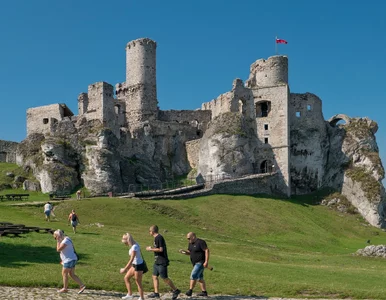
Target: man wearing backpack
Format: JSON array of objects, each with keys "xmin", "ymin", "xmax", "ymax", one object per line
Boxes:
[{"xmin": 68, "ymin": 210, "xmax": 80, "ymax": 234}]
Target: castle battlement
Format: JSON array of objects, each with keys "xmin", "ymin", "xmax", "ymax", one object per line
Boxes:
[{"xmin": 126, "ymin": 37, "xmax": 157, "ymax": 50}]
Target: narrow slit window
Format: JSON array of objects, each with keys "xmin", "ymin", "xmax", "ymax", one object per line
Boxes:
[
  {"xmin": 307, "ymin": 104, "xmax": 312, "ymax": 111},
  {"xmin": 264, "ymin": 137, "xmax": 269, "ymax": 144},
  {"xmin": 264, "ymin": 124, "xmax": 269, "ymax": 130}
]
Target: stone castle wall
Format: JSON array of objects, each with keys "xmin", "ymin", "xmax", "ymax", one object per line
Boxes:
[
  {"xmin": 0, "ymin": 140, "xmax": 18, "ymax": 163},
  {"xmin": 158, "ymin": 109, "xmax": 212, "ymax": 133},
  {"xmin": 289, "ymin": 93, "xmax": 328, "ymax": 193},
  {"xmin": 209, "ymin": 172, "xmax": 288, "ymax": 197},
  {"xmin": 27, "ymin": 104, "xmax": 74, "ymax": 136},
  {"xmin": 201, "ymin": 79, "xmax": 254, "ymax": 120}
]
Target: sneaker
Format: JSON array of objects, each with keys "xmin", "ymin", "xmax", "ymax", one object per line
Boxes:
[
  {"xmin": 185, "ymin": 289, "xmax": 193, "ymax": 297},
  {"xmin": 172, "ymin": 289, "xmax": 181, "ymax": 300},
  {"xmin": 122, "ymin": 294, "xmax": 133, "ymax": 300},
  {"xmin": 148, "ymin": 293, "xmax": 160, "ymax": 298},
  {"xmin": 197, "ymin": 291, "xmax": 208, "ymax": 297},
  {"xmin": 78, "ymin": 285, "xmax": 86, "ymax": 294}
]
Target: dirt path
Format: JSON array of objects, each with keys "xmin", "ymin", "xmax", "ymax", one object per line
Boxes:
[{"xmin": 0, "ymin": 286, "xmax": 360, "ymax": 300}]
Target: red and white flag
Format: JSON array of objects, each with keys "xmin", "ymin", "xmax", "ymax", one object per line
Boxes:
[{"xmin": 276, "ymin": 38, "xmax": 288, "ymax": 44}]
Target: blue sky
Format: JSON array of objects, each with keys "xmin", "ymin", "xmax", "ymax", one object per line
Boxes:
[{"xmin": 1, "ymin": 0, "xmax": 385, "ymax": 178}]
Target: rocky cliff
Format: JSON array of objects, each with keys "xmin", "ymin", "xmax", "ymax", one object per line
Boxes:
[
  {"xmin": 16, "ymin": 117, "xmax": 193, "ymax": 195},
  {"xmin": 291, "ymin": 113, "xmax": 386, "ymax": 228}
]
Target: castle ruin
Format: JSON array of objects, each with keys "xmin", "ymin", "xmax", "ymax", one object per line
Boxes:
[{"xmin": 21, "ymin": 37, "xmax": 386, "ymax": 227}]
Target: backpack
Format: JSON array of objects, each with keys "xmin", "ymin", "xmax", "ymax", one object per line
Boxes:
[{"xmin": 71, "ymin": 213, "xmax": 77, "ymax": 222}]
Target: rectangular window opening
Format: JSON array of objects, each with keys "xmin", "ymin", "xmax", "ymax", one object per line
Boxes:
[
  {"xmin": 264, "ymin": 137, "xmax": 269, "ymax": 144},
  {"xmin": 264, "ymin": 124, "xmax": 269, "ymax": 130},
  {"xmin": 307, "ymin": 104, "xmax": 312, "ymax": 111},
  {"xmin": 296, "ymin": 111, "xmax": 301, "ymax": 118}
]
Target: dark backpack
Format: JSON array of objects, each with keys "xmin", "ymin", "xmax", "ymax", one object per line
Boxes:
[{"xmin": 71, "ymin": 214, "xmax": 77, "ymax": 222}]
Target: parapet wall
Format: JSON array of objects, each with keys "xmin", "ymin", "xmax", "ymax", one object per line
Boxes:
[{"xmin": 0, "ymin": 140, "xmax": 18, "ymax": 163}]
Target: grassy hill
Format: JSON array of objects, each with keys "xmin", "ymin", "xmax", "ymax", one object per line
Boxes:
[{"xmin": 1, "ymin": 193, "xmax": 386, "ymax": 299}]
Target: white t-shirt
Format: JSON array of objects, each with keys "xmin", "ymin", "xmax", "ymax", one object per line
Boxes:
[
  {"xmin": 59, "ymin": 237, "xmax": 78, "ymax": 263},
  {"xmin": 129, "ymin": 243, "xmax": 143, "ymax": 265},
  {"xmin": 44, "ymin": 203, "xmax": 52, "ymax": 212}
]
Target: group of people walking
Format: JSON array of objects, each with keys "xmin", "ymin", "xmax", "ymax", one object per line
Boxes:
[{"xmin": 53, "ymin": 225, "xmax": 210, "ymax": 299}]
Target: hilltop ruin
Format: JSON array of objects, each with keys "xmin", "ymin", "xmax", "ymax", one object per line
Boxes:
[{"xmin": 11, "ymin": 37, "xmax": 386, "ymax": 227}]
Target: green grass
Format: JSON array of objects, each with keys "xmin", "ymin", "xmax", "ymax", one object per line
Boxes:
[{"xmin": 1, "ymin": 194, "xmax": 386, "ymax": 299}]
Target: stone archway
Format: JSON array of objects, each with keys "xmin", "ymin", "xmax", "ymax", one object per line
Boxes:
[{"xmin": 328, "ymin": 114, "xmax": 351, "ymax": 127}]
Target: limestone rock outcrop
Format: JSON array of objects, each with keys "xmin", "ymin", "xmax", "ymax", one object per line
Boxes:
[
  {"xmin": 16, "ymin": 118, "xmax": 193, "ymax": 195},
  {"xmin": 198, "ymin": 112, "xmax": 258, "ymax": 179},
  {"xmin": 356, "ymin": 245, "xmax": 386, "ymax": 258}
]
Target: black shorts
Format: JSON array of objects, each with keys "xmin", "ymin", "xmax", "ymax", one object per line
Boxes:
[
  {"xmin": 153, "ymin": 264, "xmax": 168, "ymax": 279},
  {"xmin": 133, "ymin": 262, "xmax": 146, "ymax": 272}
]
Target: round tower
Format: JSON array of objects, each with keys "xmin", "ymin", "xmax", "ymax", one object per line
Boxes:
[
  {"xmin": 125, "ymin": 38, "xmax": 158, "ymax": 126},
  {"xmin": 246, "ymin": 55, "xmax": 288, "ymax": 88}
]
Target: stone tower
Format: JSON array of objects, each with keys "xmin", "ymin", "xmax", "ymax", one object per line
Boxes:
[
  {"xmin": 246, "ymin": 55, "xmax": 291, "ymax": 196},
  {"xmin": 125, "ymin": 38, "xmax": 158, "ymax": 131}
]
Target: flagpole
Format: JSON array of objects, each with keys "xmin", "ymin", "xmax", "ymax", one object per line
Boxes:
[{"xmin": 275, "ymin": 35, "xmax": 278, "ymax": 55}]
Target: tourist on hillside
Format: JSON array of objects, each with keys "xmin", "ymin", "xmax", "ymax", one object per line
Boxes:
[
  {"xmin": 120, "ymin": 233, "xmax": 146, "ymax": 300},
  {"xmin": 76, "ymin": 190, "xmax": 81, "ymax": 200},
  {"xmin": 53, "ymin": 229, "xmax": 86, "ymax": 294},
  {"xmin": 68, "ymin": 210, "xmax": 80, "ymax": 234},
  {"xmin": 179, "ymin": 232, "xmax": 210, "ymax": 297},
  {"xmin": 146, "ymin": 225, "xmax": 181, "ymax": 300},
  {"xmin": 44, "ymin": 201, "xmax": 53, "ymax": 222}
]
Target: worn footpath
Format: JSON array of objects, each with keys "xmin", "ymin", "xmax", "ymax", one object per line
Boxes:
[{"xmin": 0, "ymin": 286, "xmax": 364, "ymax": 300}]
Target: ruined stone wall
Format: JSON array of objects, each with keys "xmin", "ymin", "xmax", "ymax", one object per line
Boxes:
[
  {"xmin": 27, "ymin": 104, "xmax": 73, "ymax": 136},
  {"xmin": 253, "ymin": 85, "xmax": 290, "ymax": 196},
  {"xmin": 147, "ymin": 120, "xmax": 202, "ymax": 141},
  {"xmin": 246, "ymin": 55, "xmax": 288, "ymax": 88},
  {"xmin": 186, "ymin": 139, "xmax": 201, "ymax": 169},
  {"xmin": 125, "ymin": 38, "xmax": 158, "ymax": 128},
  {"xmin": 78, "ymin": 93, "xmax": 88, "ymax": 115},
  {"xmin": 158, "ymin": 109, "xmax": 211, "ymax": 134},
  {"xmin": 82, "ymin": 82, "xmax": 124, "ymax": 137},
  {"xmin": 0, "ymin": 140, "xmax": 18, "ymax": 163},
  {"xmin": 201, "ymin": 91, "xmax": 233, "ymax": 119},
  {"xmin": 208, "ymin": 173, "xmax": 288, "ymax": 197},
  {"xmin": 289, "ymin": 93, "xmax": 328, "ymax": 194},
  {"xmin": 201, "ymin": 79, "xmax": 254, "ymax": 120}
]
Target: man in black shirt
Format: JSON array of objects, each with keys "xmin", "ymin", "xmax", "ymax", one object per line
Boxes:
[
  {"xmin": 146, "ymin": 225, "xmax": 181, "ymax": 300},
  {"xmin": 179, "ymin": 232, "xmax": 210, "ymax": 297}
]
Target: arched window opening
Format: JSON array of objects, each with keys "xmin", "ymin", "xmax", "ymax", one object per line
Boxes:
[{"xmin": 260, "ymin": 160, "xmax": 269, "ymax": 174}]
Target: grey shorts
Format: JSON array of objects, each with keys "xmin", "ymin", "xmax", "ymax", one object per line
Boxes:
[{"xmin": 153, "ymin": 264, "xmax": 168, "ymax": 279}]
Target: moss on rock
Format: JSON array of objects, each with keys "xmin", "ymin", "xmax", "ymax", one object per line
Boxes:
[{"xmin": 346, "ymin": 167, "xmax": 382, "ymax": 203}]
